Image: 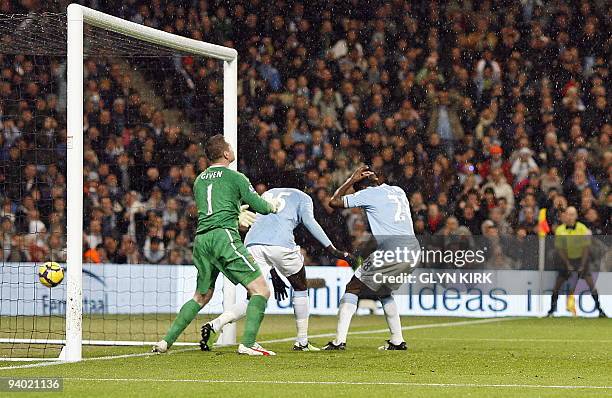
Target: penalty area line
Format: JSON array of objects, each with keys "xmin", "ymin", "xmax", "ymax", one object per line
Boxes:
[{"xmin": 63, "ymin": 377, "xmax": 612, "ymax": 390}]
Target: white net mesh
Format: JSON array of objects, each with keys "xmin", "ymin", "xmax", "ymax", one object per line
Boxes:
[{"xmin": 1, "ymin": 12, "xmax": 226, "ymax": 359}]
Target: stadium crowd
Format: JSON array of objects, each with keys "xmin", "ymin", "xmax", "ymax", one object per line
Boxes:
[{"xmin": 0, "ymin": 0, "xmax": 610, "ymax": 267}]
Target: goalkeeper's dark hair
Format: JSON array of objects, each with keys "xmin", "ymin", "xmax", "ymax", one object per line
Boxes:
[{"xmin": 204, "ymin": 134, "xmax": 229, "ymax": 162}]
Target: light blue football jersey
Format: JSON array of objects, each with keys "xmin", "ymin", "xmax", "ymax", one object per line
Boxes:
[
  {"xmin": 343, "ymin": 184, "xmax": 417, "ymax": 239},
  {"xmin": 245, "ymin": 188, "xmax": 332, "ymax": 249}
]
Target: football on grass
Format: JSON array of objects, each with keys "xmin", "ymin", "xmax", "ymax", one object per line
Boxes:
[{"xmin": 38, "ymin": 262, "xmax": 64, "ymax": 288}]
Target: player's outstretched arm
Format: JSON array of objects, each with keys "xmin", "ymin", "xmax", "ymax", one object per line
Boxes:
[
  {"xmin": 329, "ymin": 165, "xmax": 374, "ymax": 208},
  {"xmin": 300, "ymin": 195, "xmax": 353, "ymax": 263},
  {"xmin": 236, "ymin": 173, "xmax": 277, "ymax": 214},
  {"xmin": 301, "ymin": 196, "xmax": 333, "ymax": 247}
]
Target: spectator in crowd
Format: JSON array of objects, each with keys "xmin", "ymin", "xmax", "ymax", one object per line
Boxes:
[
  {"xmin": 143, "ymin": 236, "xmax": 165, "ymax": 264},
  {"xmin": 0, "ymin": 0, "xmax": 609, "ymax": 266}
]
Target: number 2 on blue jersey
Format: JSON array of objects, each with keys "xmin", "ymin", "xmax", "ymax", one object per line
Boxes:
[{"xmin": 388, "ymin": 194, "xmax": 410, "ymax": 222}]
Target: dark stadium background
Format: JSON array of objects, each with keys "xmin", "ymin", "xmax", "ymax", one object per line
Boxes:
[{"xmin": 0, "ymin": 0, "xmax": 609, "ymax": 267}]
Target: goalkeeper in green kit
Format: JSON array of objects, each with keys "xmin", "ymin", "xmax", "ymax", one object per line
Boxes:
[{"xmin": 153, "ymin": 134, "xmax": 280, "ymax": 356}]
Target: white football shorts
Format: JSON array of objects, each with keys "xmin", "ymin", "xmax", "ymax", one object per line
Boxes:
[{"xmin": 247, "ymin": 244, "xmax": 304, "ymax": 277}]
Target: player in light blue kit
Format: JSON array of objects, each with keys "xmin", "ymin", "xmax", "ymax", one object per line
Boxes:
[
  {"xmin": 324, "ymin": 166, "xmax": 420, "ymax": 351},
  {"xmin": 199, "ymin": 181, "xmax": 351, "ymax": 351}
]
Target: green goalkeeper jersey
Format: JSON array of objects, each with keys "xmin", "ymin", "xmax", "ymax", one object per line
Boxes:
[{"xmin": 193, "ymin": 165, "xmax": 273, "ymax": 234}]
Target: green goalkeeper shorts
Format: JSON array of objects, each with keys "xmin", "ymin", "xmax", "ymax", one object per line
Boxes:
[{"xmin": 192, "ymin": 228, "xmax": 262, "ymax": 294}]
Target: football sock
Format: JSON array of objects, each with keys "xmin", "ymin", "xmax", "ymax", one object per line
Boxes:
[
  {"xmin": 211, "ymin": 301, "xmax": 248, "ymax": 333},
  {"xmin": 292, "ymin": 290, "xmax": 309, "ymax": 345},
  {"xmin": 241, "ymin": 294, "xmax": 268, "ymax": 348},
  {"xmin": 381, "ymin": 296, "xmax": 404, "ymax": 345},
  {"xmin": 333, "ymin": 293, "xmax": 358, "ymax": 345},
  {"xmin": 592, "ymin": 292, "xmax": 601, "ymax": 310},
  {"xmin": 163, "ymin": 299, "xmax": 202, "ymax": 346},
  {"xmin": 566, "ymin": 294, "xmax": 576, "ymax": 315},
  {"xmin": 549, "ymin": 292, "xmax": 558, "ymax": 312}
]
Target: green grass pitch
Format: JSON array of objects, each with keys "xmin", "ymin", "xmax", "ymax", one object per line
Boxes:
[{"xmin": 0, "ymin": 315, "xmax": 610, "ymax": 397}]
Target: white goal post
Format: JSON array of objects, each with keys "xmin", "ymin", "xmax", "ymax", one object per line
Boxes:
[{"xmin": 61, "ymin": 4, "xmax": 237, "ymax": 362}]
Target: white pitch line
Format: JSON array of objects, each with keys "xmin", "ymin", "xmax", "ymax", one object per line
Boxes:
[
  {"xmin": 63, "ymin": 377, "xmax": 612, "ymax": 390},
  {"xmin": 0, "ymin": 317, "xmax": 516, "ymax": 371},
  {"xmin": 349, "ymin": 336, "xmax": 612, "ymax": 343},
  {"xmin": 259, "ymin": 317, "xmax": 518, "ymax": 344},
  {"xmin": 0, "ymin": 347, "xmax": 195, "ymax": 371}
]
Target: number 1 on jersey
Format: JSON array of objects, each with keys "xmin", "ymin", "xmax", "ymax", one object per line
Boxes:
[{"xmin": 206, "ymin": 184, "xmax": 213, "ymax": 215}]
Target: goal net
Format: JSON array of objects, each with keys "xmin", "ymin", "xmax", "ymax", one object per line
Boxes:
[{"xmin": 0, "ymin": 5, "xmax": 238, "ymax": 362}]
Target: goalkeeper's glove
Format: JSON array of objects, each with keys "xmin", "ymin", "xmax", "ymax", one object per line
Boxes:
[
  {"xmin": 270, "ymin": 268, "xmax": 289, "ymax": 301},
  {"xmin": 238, "ymin": 205, "xmax": 256, "ymax": 228},
  {"xmin": 264, "ymin": 197, "xmax": 282, "ymax": 213},
  {"xmin": 326, "ymin": 245, "xmax": 356, "ymax": 266}
]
